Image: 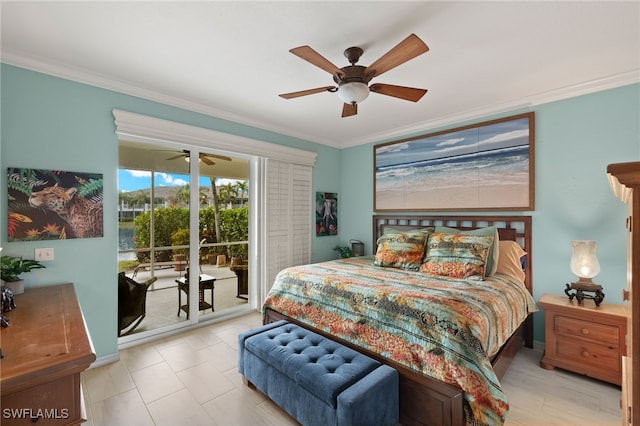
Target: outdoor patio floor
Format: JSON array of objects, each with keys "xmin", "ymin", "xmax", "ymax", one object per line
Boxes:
[{"xmin": 121, "ymin": 263, "xmax": 248, "ymax": 335}]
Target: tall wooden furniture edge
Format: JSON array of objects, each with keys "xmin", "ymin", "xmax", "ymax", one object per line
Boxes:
[
  {"xmin": 0, "ymin": 283, "xmax": 96, "ymax": 425},
  {"xmin": 265, "ymin": 215, "xmax": 533, "ymax": 426},
  {"xmin": 607, "ymin": 161, "xmax": 640, "ymax": 425}
]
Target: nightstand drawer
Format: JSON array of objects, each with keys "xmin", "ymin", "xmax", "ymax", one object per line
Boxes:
[
  {"xmin": 539, "ymin": 293, "xmax": 627, "ymax": 386},
  {"xmin": 555, "ymin": 315, "xmax": 619, "ymax": 345},
  {"xmin": 556, "ymin": 338, "xmax": 620, "ymax": 373}
]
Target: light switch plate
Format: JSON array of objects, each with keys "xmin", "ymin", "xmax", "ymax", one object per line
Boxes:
[{"xmin": 35, "ymin": 247, "xmax": 54, "ymax": 261}]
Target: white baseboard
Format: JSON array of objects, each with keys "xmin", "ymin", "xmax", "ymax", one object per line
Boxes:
[{"xmin": 89, "ymin": 352, "xmax": 120, "ymax": 369}]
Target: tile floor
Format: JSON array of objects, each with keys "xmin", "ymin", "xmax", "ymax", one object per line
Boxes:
[{"xmin": 82, "ymin": 312, "xmax": 622, "ymax": 426}]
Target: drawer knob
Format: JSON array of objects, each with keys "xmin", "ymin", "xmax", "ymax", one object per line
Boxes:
[
  {"xmin": 581, "ymin": 328, "xmax": 590, "ymax": 335},
  {"xmin": 582, "ymin": 350, "xmax": 590, "ymax": 358}
]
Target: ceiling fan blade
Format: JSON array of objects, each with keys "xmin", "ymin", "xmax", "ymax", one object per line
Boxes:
[
  {"xmin": 200, "ymin": 155, "xmax": 215, "ymax": 166},
  {"xmin": 370, "ymin": 83, "xmax": 427, "ymax": 102},
  {"xmin": 289, "ymin": 46, "xmax": 344, "ymax": 76},
  {"xmin": 279, "ymin": 86, "xmax": 336, "ymax": 99},
  {"xmin": 342, "ymin": 103, "xmax": 358, "ymax": 118},
  {"xmin": 203, "ymin": 153, "xmax": 232, "ymax": 162},
  {"xmin": 365, "ymin": 34, "xmax": 429, "ymax": 79},
  {"xmin": 166, "ymin": 154, "xmax": 186, "ymax": 161}
]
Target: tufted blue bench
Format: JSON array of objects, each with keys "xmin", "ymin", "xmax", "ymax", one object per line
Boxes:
[{"xmin": 238, "ymin": 320, "xmax": 399, "ymax": 426}]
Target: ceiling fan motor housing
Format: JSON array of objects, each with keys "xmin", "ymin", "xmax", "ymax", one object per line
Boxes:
[{"xmin": 333, "ymin": 65, "xmax": 371, "ymax": 85}]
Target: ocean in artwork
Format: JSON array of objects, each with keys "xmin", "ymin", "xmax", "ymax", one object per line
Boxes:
[
  {"xmin": 377, "ymin": 145, "xmax": 529, "ymax": 190},
  {"xmin": 375, "ymin": 115, "xmax": 532, "ymax": 210}
]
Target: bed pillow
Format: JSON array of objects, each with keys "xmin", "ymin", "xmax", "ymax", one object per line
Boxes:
[
  {"xmin": 382, "ymin": 226, "xmax": 434, "ymax": 236},
  {"xmin": 420, "ymin": 233, "xmax": 494, "ymax": 279},
  {"xmin": 373, "ymin": 232, "xmax": 429, "ymax": 270},
  {"xmin": 496, "ymin": 240, "xmax": 527, "ymax": 283},
  {"xmin": 434, "ymin": 226, "xmax": 499, "ymax": 276}
]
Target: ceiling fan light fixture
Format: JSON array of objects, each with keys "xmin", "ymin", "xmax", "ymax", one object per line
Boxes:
[{"xmin": 337, "ymin": 82, "xmax": 369, "ymax": 105}]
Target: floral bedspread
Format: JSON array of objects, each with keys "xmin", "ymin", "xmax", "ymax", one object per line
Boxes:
[{"xmin": 262, "ymin": 256, "xmax": 537, "ymax": 426}]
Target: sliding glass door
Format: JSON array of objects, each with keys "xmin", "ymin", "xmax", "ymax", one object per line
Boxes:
[
  {"xmin": 118, "ymin": 140, "xmax": 249, "ymax": 338},
  {"xmin": 196, "ymin": 156, "xmax": 250, "ymax": 317}
]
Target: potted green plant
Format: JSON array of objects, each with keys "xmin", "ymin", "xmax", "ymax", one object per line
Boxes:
[
  {"xmin": 333, "ymin": 246, "xmax": 352, "ymax": 259},
  {"xmin": 171, "ymin": 229, "xmax": 190, "ymax": 271},
  {"xmin": 1, "ymin": 255, "xmax": 46, "ymax": 294}
]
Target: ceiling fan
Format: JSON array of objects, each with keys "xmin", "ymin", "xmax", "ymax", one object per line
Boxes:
[
  {"xmin": 279, "ymin": 34, "xmax": 429, "ymax": 118},
  {"xmin": 165, "ymin": 150, "xmax": 232, "ymax": 166}
]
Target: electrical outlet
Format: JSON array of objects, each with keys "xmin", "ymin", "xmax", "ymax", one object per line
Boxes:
[{"xmin": 35, "ymin": 248, "xmax": 54, "ymax": 261}]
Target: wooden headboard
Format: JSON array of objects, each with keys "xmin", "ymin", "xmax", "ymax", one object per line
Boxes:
[{"xmin": 372, "ymin": 215, "xmax": 533, "ymax": 294}]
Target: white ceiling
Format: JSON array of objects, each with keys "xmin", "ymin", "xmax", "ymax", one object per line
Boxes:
[{"xmin": 2, "ymin": 1, "xmax": 639, "ymax": 149}]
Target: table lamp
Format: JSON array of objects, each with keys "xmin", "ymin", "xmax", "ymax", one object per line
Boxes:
[{"xmin": 564, "ymin": 240, "xmax": 605, "ymax": 305}]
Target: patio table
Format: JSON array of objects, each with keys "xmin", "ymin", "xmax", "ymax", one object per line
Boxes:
[{"xmin": 176, "ymin": 274, "xmax": 216, "ymax": 318}]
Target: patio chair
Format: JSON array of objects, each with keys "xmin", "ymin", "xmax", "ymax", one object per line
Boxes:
[{"xmin": 118, "ymin": 271, "xmax": 157, "ymax": 336}]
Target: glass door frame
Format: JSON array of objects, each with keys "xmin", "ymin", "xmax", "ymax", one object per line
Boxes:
[{"xmin": 118, "ymin": 142, "xmax": 252, "ymax": 346}]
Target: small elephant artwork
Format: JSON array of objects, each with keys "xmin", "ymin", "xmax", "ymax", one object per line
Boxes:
[{"xmin": 316, "ymin": 192, "xmax": 338, "ymax": 236}]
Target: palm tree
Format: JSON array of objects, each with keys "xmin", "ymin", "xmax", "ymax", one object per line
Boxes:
[
  {"xmin": 210, "ymin": 177, "xmax": 222, "ymax": 247},
  {"xmin": 118, "ymin": 191, "xmax": 134, "ymax": 207},
  {"xmin": 236, "ymin": 181, "xmax": 248, "ymax": 205},
  {"xmin": 219, "ymin": 183, "xmax": 236, "ymax": 207},
  {"xmin": 175, "ymin": 185, "xmax": 191, "ymax": 206}
]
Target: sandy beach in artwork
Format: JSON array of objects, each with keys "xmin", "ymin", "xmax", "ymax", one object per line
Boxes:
[
  {"xmin": 375, "ymin": 134, "xmax": 532, "ymax": 211},
  {"xmin": 376, "ymin": 183, "xmax": 529, "ymax": 210}
]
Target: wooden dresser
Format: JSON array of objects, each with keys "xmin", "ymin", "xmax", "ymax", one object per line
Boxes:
[
  {"xmin": 0, "ymin": 284, "xmax": 96, "ymax": 425},
  {"xmin": 539, "ymin": 293, "xmax": 627, "ymax": 386}
]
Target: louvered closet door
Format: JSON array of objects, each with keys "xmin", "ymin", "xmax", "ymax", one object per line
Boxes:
[{"xmin": 265, "ymin": 159, "xmax": 312, "ymax": 292}]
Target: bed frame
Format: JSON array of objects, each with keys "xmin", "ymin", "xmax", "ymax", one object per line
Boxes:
[{"xmin": 264, "ymin": 215, "xmax": 533, "ymax": 426}]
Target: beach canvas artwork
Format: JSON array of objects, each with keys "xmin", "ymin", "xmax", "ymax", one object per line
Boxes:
[{"xmin": 374, "ymin": 112, "xmax": 534, "ymax": 211}]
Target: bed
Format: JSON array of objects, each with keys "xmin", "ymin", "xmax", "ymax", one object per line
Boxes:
[{"xmin": 263, "ymin": 215, "xmax": 535, "ymax": 426}]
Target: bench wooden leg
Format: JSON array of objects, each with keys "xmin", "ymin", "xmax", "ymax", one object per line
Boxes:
[{"xmin": 242, "ymin": 376, "xmax": 256, "ymax": 389}]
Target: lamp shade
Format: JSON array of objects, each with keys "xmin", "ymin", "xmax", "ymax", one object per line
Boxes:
[
  {"xmin": 570, "ymin": 240, "xmax": 600, "ymax": 279},
  {"xmin": 337, "ymin": 82, "xmax": 369, "ymax": 104}
]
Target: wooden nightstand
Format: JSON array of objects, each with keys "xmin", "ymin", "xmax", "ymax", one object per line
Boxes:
[{"xmin": 539, "ymin": 293, "xmax": 627, "ymax": 386}]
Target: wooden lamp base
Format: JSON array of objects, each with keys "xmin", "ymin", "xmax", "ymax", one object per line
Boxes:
[{"xmin": 564, "ymin": 279, "xmax": 605, "ymax": 306}]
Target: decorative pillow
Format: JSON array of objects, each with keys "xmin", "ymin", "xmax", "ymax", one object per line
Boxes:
[
  {"xmin": 434, "ymin": 226, "xmax": 499, "ymax": 276},
  {"xmin": 420, "ymin": 233, "xmax": 494, "ymax": 279},
  {"xmin": 373, "ymin": 232, "xmax": 429, "ymax": 270},
  {"xmin": 496, "ymin": 240, "xmax": 527, "ymax": 283}
]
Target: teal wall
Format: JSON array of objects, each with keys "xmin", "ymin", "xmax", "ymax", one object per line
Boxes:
[
  {"xmin": 0, "ymin": 64, "xmax": 339, "ymax": 358},
  {"xmin": 1, "ymin": 63, "xmax": 638, "ymax": 355},
  {"xmin": 339, "ymin": 84, "xmax": 640, "ymax": 341}
]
